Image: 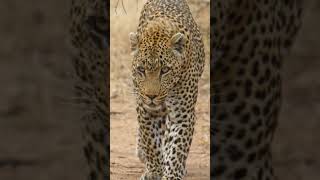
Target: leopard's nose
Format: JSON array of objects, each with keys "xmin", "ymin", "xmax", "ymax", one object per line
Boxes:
[{"xmin": 146, "ymin": 95, "xmax": 157, "ymax": 100}]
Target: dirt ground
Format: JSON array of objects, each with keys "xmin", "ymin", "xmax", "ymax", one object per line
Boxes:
[
  {"xmin": 0, "ymin": 0, "xmax": 319, "ymax": 180},
  {"xmin": 110, "ymin": 0, "xmax": 210, "ymax": 179}
]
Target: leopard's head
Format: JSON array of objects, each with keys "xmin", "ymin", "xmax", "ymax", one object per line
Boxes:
[{"xmin": 129, "ymin": 20, "xmax": 187, "ymax": 110}]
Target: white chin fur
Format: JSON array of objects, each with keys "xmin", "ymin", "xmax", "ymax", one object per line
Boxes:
[{"xmin": 142, "ymin": 103, "xmax": 162, "ymax": 111}]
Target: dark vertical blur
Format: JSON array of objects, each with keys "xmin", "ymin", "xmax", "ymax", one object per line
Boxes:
[
  {"xmin": 211, "ymin": 0, "xmax": 320, "ymax": 179},
  {"xmin": 274, "ymin": 0, "xmax": 320, "ymax": 179},
  {"xmin": 0, "ymin": 0, "xmax": 86, "ymax": 180}
]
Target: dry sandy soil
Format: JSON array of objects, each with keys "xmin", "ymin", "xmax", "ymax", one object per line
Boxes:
[
  {"xmin": 0, "ymin": 0, "xmax": 319, "ymax": 180},
  {"xmin": 110, "ymin": 0, "xmax": 210, "ymax": 179}
]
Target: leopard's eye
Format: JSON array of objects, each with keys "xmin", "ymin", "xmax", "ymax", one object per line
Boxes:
[
  {"xmin": 136, "ymin": 66, "xmax": 145, "ymax": 73},
  {"xmin": 161, "ymin": 66, "xmax": 171, "ymax": 75}
]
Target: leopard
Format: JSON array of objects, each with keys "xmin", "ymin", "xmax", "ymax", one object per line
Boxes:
[
  {"xmin": 129, "ymin": 0, "xmax": 205, "ymax": 179},
  {"xmin": 69, "ymin": 0, "xmax": 108, "ymax": 180},
  {"xmin": 211, "ymin": 0, "xmax": 303, "ymax": 179}
]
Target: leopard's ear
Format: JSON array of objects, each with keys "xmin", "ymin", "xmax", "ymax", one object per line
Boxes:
[
  {"xmin": 129, "ymin": 32, "xmax": 139, "ymax": 55},
  {"xmin": 170, "ymin": 32, "xmax": 186, "ymax": 56}
]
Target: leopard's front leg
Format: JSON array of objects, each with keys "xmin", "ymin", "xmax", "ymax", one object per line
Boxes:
[
  {"xmin": 136, "ymin": 104, "xmax": 166, "ymax": 179},
  {"xmin": 161, "ymin": 91, "xmax": 197, "ymax": 179}
]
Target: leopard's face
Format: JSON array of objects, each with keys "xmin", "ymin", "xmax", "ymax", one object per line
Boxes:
[{"xmin": 129, "ymin": 29, "xmax": 186, "ymax": 111}]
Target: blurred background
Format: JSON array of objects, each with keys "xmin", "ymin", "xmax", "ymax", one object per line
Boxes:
[
  {"xmin": 0, "ymin": 0, "xmax": 319, "ymax": 180},
  {"xmin": 0, "ymin": 0, "xmax": 86, "ymax": 180},
  {"xmin": 274, "ymin": 1, "xmax": 320, "ymax": 179}
]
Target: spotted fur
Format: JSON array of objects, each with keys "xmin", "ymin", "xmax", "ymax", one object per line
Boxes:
[
  {"xmin": 69, "ymin": 0, "xmax": 108, "ymax": 179},
  {"xmin": 130, "ymin": 0, "xmax": 205, "ymax": 179},
  {"xmin": 211, "ymin": 0, "xmax": 303, "ymax": 179}
]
